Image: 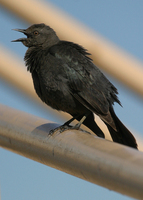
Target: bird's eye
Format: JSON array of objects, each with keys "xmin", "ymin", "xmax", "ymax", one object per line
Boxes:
[{"xmin": 34, "ymin": 30, "xmax": 39, "ymax": 35}]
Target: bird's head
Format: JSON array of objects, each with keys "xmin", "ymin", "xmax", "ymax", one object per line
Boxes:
[{"xmin": 12, "ymin": 23, "xmax": 59, "ymax": 48}]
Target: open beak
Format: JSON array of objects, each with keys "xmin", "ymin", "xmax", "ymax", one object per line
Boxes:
[
  {"xmin": 12, "ymin": 28, "xmax": 27, "ymax": 42},
  {"xmin": 13, "ymin": 28, "xmax": 26, "ymax": 33}
]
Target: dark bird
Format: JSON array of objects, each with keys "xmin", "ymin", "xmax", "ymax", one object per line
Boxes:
[{"xmin": 12, "ymin": 23, "xmax": 138, "ymax": 149}]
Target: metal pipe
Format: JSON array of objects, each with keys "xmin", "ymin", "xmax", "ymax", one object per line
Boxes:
[
  {"xmin": 0, "ymin": 0, "xmax": 143, "ymax": 96},
  {"xmin": 0, "ymin": 104, "xmax": 143, "ymax": 199}
]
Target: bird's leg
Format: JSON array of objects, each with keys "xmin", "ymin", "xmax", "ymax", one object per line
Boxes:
[
  {"xmin": 70, "ymin": 111, "xmax": 91, "ymax": 130},
  {"xmin": 72, "ymin": 115, "xmax": 87, "ymax": 129},
  {"xmin": 63, "ymin": 116, "xmax": 76, "ymax": 126},
  {"xmin": 49, "ymin": 113, "xmax": 89, "ymax": 135},
  {"xmin": 49, "ymin": 116, "xmax": 77, "ymax": 135}
]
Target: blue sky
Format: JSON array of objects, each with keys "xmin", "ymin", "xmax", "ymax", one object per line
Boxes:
[{"xmin": 0, "ymin": 1, "xmax": 143, "ymax": 200}]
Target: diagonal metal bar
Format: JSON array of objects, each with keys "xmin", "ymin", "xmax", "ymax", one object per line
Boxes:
[{"xmin": 0, "ymin": 104, "xmax": 143, "ymax": 199}]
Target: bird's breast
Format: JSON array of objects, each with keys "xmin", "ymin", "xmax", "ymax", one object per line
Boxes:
[{"xmin": 31, "ymin": 69, "xmax": 84, "ymax": 114}]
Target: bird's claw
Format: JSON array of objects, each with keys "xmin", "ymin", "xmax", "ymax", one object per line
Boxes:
[
  {"xmin": 49, "ymin": 123, "xmax": 91, "ymax": 136},
  {"xmin": 49, "ymin": 125, "xmax": 70, "ymax": 135}
]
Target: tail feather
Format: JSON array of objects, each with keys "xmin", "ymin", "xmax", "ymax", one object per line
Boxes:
[{"xmin": 106, "ymin": 107, "xmax": 138, "ymax": 149}]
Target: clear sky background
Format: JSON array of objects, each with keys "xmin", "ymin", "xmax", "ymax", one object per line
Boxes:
[{"xmin": 0, "ymin": 0, "xmax": 143, "ymax": 200}]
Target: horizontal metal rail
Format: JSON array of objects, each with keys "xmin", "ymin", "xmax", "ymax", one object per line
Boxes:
[{"xmin": 0, "ymin": 104, "xmax": 143, "ymax": 199}]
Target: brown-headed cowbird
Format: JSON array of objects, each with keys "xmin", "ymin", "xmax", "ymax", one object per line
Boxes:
[{"xmin": 12, "ymin": 23, "xmax": 138, "ymax": 149}]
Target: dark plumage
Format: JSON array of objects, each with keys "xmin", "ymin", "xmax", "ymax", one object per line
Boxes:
[{"xmin": 12, "ymin": 23, "xmax": 138, "ymax": 149}]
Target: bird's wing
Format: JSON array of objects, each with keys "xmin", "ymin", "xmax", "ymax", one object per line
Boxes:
[{"xmin": 49, "ymin": 41, "xmax": 112, "ymax": 115}]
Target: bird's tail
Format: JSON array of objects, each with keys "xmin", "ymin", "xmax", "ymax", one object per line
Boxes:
[{"xmin": 105, "ymin": 107, "xmax": 138, "ymax": 149}]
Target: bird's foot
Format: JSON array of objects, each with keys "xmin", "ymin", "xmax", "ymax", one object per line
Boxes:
[
  {"xmin": 67, "ymin": 124, "xmax": 91, "ymax": 134},
  {"xmin": 49, "ymin": 124, "xmax": 72, "ymax": 135},
  {"xmin": 49, "ymin": 115, "xmax": 89, "ymax": 135},
  {"xmin": 49, "ymin": 123, "xmax": 91, "ymax": 135}
]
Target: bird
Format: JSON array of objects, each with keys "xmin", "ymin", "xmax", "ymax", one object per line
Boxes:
[{"xmin": 12, "ymin": 23, "xmax": 138, "ymax": 149}]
